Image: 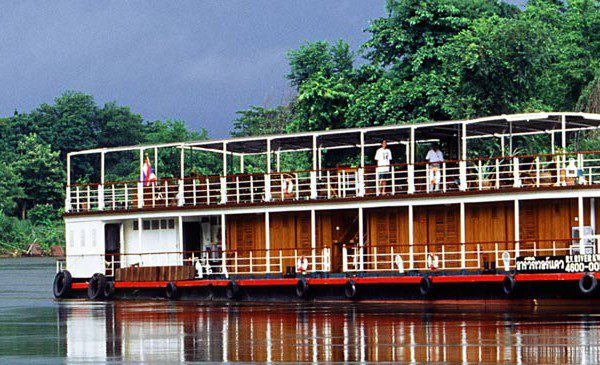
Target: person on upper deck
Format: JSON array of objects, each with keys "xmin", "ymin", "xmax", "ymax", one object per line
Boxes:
[
  {"xmin": 375, "ymin": 140, "xmax": 392, "ymax": 195},
  {"xmin": 426, "ymin": 142, "xmax": 444, "ymax": 191}
]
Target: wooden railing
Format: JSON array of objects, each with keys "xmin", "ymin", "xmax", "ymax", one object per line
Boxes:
[{"xmin": 65, "ymin": 151, "xmax": 600, "ymax": 213}]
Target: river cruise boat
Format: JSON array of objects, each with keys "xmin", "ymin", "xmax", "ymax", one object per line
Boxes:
[{"xmin": 53, "ymin": 112, "xmax": 600, "ymax": 301}]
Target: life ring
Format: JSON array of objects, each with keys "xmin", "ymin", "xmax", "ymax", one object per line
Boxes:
[
  {"xmin": 344, "ymin": 280, "xmax": 358, "ymax": 300},
  {"xmin": 419, "ymin": 276, "xmax": 433, "ymax": 297},
  {"xmin": 427, "ymin": 253, "xmax": 439, "ymax": 270},
  {"xmin": 296, "ymin": 256, "xmax": 309, "ymax": 274},
  {"xmin": 103, "ymin": 281, "xmax": 115, "ymax": 299},
  {"xmin": 165, "ymin": 282, "xmax": 179, "ymax": 300},
  {"xmin": 87, "ymin": 273, "xmax": 107, "ymax": 300},
  {"xmin": 502, "ymin": 275, "xmax": 516, "ymax": 296},
  {"xmin": 53, "ymin": 270, "xmax": 72, "ymax": 299},
  {"xmin": 295, "ymin": 278, "xmax": 310, "ymax": 298},
  {"xmin": 226, "ymin": 280, "xmax": 240, "ymax": 300},
  {"xmin": 579, "ymin": 273, "xmax": 597, "ymax": 295}
]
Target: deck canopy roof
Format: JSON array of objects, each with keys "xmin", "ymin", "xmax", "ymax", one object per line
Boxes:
[{"xmin": 69, "ymin": 112, "xmax": 600, "ymax": 157}]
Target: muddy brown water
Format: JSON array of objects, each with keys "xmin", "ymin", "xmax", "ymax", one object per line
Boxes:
[{"xmin": 1, "ymin": 257, "xmax": 600, "ymax": 363}]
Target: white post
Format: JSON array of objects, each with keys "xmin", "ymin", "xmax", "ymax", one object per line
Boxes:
[
  {"xmin": 154, "ymin": 147, "xmax": 158, "ymax": 179},
  {"xmin": 138, "ymin": 149, "xmax": 144, "ymax": 208},
  {"xmin": 551, "ymin": 131, "xmax": 555, "ymax": 154},
  {"xmin": 459, "ymin": 123, "xmax": 467, "ymax": 191},
  {"xmin": 311, "ymin": 209, "xmax": 316, "ymax": 272},
  {"xmin": 591, "ymin": 198, "xmax": 596, "ymax": 234},
  {"xmin": 578, "ymin": 196, "xmax": 585, "ymax": 254},
  {"xmin": 240, "ymin": 155, "xmax": 245, "ymax": 173},
  {"xmin": 265, "ymin": 212, "xmax": 270, "ymax": 273},
  {"xmin": 408, "ymin": 205, "xmax": 414, "ymax": 270},
  {"xmin": 561, "ymin": 114, "xmax": 567, "ymax": 149},
  {"xmin": 98, "ymin": 151, "xmax": 105, "ymax": 211},
  {"xmin": 221, "ymin": 214, "xmax": 227, "ymax": 274},
  {"xmin": 514, "ymin": 200, "xmax": 520, "ymax": 257},
  {"xmin": 137, "ymin": 217, "xmax": 143, "ymax": 261},
  {"xmin": 222, "ymin": 142, "xmax": 227, "ymax": 176},
  {"xmin": 178, "ymin": 216, "xmax": 183, "ymax": 256},
  {"xmin": 179, "ymin": 145, "xmax": 185, "ymax": 207},
  {"xmin": 276, "ymin": 150, "xmax": 281, "ymax": 173},
  {"xmin": 360, "ymin": 131, "xmax": 365, "ymax": 168},
  {"xmin": 358, "ymin": 207, "xmax": 364, "ymax": 272},
  {"xmin": 408, "ymin": 128, "xmax": 415, "ymax": 194},
  {"xmin": 65, "ymin": 154, "xmax": 71, "ymax": 212},
  {"xmin": 460, "ymin": 202, "xmax": 466, "ymax": 270},
  {"xmin": 265, "ymin": 139, "xmax": 272, "ymax": 201},
  {"xmin": 180, "ymin": 145, "xmax": 185, "ymax": 178}
]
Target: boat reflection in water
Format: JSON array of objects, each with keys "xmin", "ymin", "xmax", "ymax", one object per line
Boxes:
[{"xmin": 58, "ymin": 301, "xmax": 600, "ymax": 363}]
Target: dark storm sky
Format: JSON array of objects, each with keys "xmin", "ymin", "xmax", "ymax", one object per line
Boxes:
[{"xmin": 0, "ymin": 1, "xmax": 525, "ymax": 138}]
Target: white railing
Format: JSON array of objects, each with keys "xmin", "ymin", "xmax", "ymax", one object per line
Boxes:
[
  {"xmin": 64, "ymin": 247, "xmax": 331, "ymax": 278},
  {"xmin": 342, "ymin": 238, "xmax": 591, "ymax": 273},
  {"xmin": 65, "ymin": 151, "xmax": 600, "ymax": 212}
]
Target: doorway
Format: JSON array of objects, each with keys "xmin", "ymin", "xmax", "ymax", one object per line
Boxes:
[{"xmin": 104, "ymin": 223, "xmax": 121, "ymax": 271}]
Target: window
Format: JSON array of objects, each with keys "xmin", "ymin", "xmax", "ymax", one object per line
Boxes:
[
  {"xmin": 161, "ymin": 220, "xmax": 167, "ymax": 229},
  {"xmin": 168, "ymin": 219, "xmax": 175, "ymax": 229},
  {"xmin": 142, "ymin": 220, "xmax": 150, "ymax": 230},
  {"xmin": 133, "ymin": 221, "xmax": 138, "ymax": 231},
  {"xmin": 151, "ymin": 220, "xmax": 159, "ymax": 230}
]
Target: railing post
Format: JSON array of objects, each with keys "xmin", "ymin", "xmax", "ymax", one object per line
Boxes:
[
  {"xmin": 477, "ymin": 244, "xmax": 481, "ymax": 270},
  {"xmin": 192, "ymin": 179, "xmax": 197, "ymax": 206},
  {"xmin": 137, "ymin": 182, "xmax": 144, "ymax": 208},
  {"xmin": 357, "ymin": 167, "xmax": 365, "ymax": 197},
  {"xmin": 250, "ymin": 175, "xmax": 255, "ymax": 203},
  {"xmin": 98, "ymin": 184, "xmax": 104, "ymax": 211},
  {"xmin": 178, "ymin": 179, "xmax": 185, "ymax": 206},
  {"xmin": 459, "ymin": 161, "xmax": 467, "ymax": 191},
  {"xmin": 424, "ymin": 245, "xmax": 428, "ymax": 270},
  {"xmin": 442, "ymin": 162, "xmax": 447, "ymax": 192},
  {"xmin": 513, "ymin": 157, "xmax": 521, "ymax": 188},
  {"xmin": 206, "ymin": 178, "xmax": 211, "ymax": 204},
  {"xmin": 461, "ymin": 243, "xmax": 466, "ymax": 270},
  {"xmin": 535, "ymin": 157, "xmax": 540, "ymax": 187},
  {"xmin": 373, "ymin": 247, "xmax": 378, "ymax": 271},
  {"xmin": 407, "ymin": 164, "xmax": 415, "ymax": 194},
  {"xmin": 495, "ymin": 159, "xmax": 500, "ymax": 189},
  {"xmin": 279, "ymin": 250, "xmax": 283, "ymax": 273},
  {"xmin": 342, "ymin": 246, "xmax": 348, "ymax": 272},
  {"xmin": 391, "ymin": 167, "xmax": 396, "ymax": 195},
  {"xmin": 236, "ymin": 176, "xmax": 240, "ymax": 204},
  {"xmin": 477, "ymin": 160, "xmax": 483, "ymax": 190},
  {"xmin": 441, "ymin": 246, "xmax": 446, "ymax": 269},
  {"xmin": 264, "ymin": 174, "xmax": 272, "ymax": 201},
  {"xmin": 295, "ymin": 173, "xmax": 300, "ymax": 200},
  {"xmin": 426, "ymin": 164, "xmax": 431, "ymax": 193},
  {"xmin": 111, "ymin": 184, "xmax": 116, "ymax": 210},
  {"xmin": 280, "ymin": 174, "xmax": 285, "ymax": 200},
  {"xmin": 409, "ymin": 244, "xmax": 414, "ymax": 270},
  {"xmin": 151, "ymin": 183, "xmax": 156, "ymax": 207},
  {"xmin": 234, "ymin": 251, "xmax": 238, "ymax": 274},
  {"xmin": 65, "ymin": 186, "xmax": 72, "ymax": 213},
  {"xmin": 390, "ymin": 246, "xmax": 394, "ymax": 271},
  {"xmin": 220, "ymin": 176, "xmax": 228, "ymax": 204},
  {"xmin": 249, "ymin": 251, "xmax": 253, "ymax": 274},
  {"xmin": 310, "ymin": 171, "xmax": 318, "ymax": 199}
]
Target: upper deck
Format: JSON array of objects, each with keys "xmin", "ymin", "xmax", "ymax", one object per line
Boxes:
[{"xmin": 65, "ymin": 112, "xmax": 600, "ymax": 215}]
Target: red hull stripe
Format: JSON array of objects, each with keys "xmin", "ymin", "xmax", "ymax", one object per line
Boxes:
[{"xmin": 68, "ymin": 272, "xmax": 588, "ymax": 291}]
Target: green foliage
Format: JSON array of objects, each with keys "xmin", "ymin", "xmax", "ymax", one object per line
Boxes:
[{"xmin": 14, "ymin": 134, "xmax": 65, "ymax": 219}]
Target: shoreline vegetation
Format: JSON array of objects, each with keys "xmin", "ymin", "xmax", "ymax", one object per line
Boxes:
[{"xmin": 1, "ymin": 0, "xmax": 599, "ymax": 255}]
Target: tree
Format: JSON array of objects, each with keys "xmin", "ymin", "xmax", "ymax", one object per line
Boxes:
[
  {"xmin": 232, "ymin": 104, "xmax": 293, "ymax": 137},
  {"xmin": 0, "ymin": 163, "xmax": 23, "ymax": 215},
  {"xmin": 14, "ymin": 134, "xmax": 65, "ymax": 219},
  {"xmin": 287, "ymin": 40, "xmax": 354, "ymax": 87}
]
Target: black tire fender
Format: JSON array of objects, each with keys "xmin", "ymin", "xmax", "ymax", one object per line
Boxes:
[
  {"xmin": 165, "ymin": 282, "xmax": 179, "ymax": 300},
  {"xmin": 226, "ymin": 280, "xmax": 240, "ymax": 300},
  {"xmin": 87, "ymin": 273, "xmax": 107, "ymax": 300},
  {"xmin": 419, "ymin": 276, "xmax": 433, "ymax": 297},
  {"xmin": 103, "ymin": 281, "xmax": 115, "ymax": 299},
  {"xmin": 344, "ymin": 280, "xmax": 358, "ymax": 300},
  {"xmin": 53, "ymin": 270, "xmax": 72, "ymax": 299},
  {"xmin": 579, "ymin": 273, "xmax": 597, "ymax": 295},
  {"xmin": 502, "ymin": 275, "xmax": 516, "ymax": 296},
  {"xmin": 295, "ymin": 278, "xmax": 310, "ymax": 298}
]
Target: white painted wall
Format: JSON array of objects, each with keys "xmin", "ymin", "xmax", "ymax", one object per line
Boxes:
[
  {"xmin": 65, "ymin": 220, "xmax": 105, "ymax": 278},
  {"xmin": 122, "ymin": 219, "xmax": 182, "ymax": 267}
]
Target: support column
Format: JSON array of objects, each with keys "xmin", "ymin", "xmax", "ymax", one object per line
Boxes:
[
  {"xmin": 137, "ymin": 217, "xmax": 143, "ymax": 261},
  {"xmin": 178, "ymin": 216, "xmax": 183, "ymax": 254},
  {"xmin": 408, "ymin": 128, "xmax": 416, "ymax": 194},
  {"xmin": 221, "ymin": 214, "xmax": 227, "ymax": 274},
  {"xmin": 514, "ymin": 200, "xmax": 520, "ymax": 257},
  {"xmin": 561, "ymin": 114, "xmax": 567, "ymax": 149},
  {"xmin": 180, "ymin": 145, "xmax": 185, "ymax": 179},
  {"xmin": 276, "ymin": 150, "xmax": 281, "ymax": 172},
  {"xmin": 265, "ymin": 139, "xmax": 272, "ymax": 201},
  {"xmin": 65, "ymin": 154, "xmax": 72, "ymax": 212},
  {"xmin": 359, "ymin": 131, "xmax": 365, "ymax": 168},
  {"xmin": 551, "ymin": 131, "xmax": 555, "ymax": 154},
  {"xmin": 265, "ymin": 212, "xmax": 271, "ymax": 273},
  {"xmin": 138, "ymin": 149, "xmax": 144, "ymax": 208},
  {"xmin": 154, "ymin": 147, "xmax": 158, "ymax": 178},
  {"xmin": 578, "ymin": 196, "xmax": 585, "ymax": 254},
  {"xmin": 240, "ymin": 155, "xmax": 244, "ymax": 173},
  {"xmin": 408, "ymin": 205, "xmax": 414, "ymax": 270},
  {"xmin": 311, "ymin": 209, "xmax": 316, "ymax": 271},
  {"xmin": 459, "ymin": 124, "xmax": 467, "ymax": 191},
  {"xmin": 99, "ymin": 151, "xmax": 105, "ymax": 210},
  {"xmin": 312, "ymin": 135, "xmax": 318, "ymax": 171},
  {"xmin": 460, "ymin": 202, "xmax": 466, "ymax": 270},
  {"xmin": 358, "ymin": 207, "xmax": 364, "ymax": 272},
  {"xmin": 221, "ymin": 143, "xmax": 228, "ymax": 204},
  {"xmin": 222, "ymin": 142, "xmax": 227, "ymax": 176}
]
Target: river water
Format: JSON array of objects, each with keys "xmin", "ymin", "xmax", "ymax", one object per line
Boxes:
[{"xmin": 2, "ymin": 257, "xmax": 600, "ymax": 363}]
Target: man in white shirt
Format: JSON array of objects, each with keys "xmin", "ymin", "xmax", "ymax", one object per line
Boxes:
[
  {"xmin": 425, "ymin": 143, "xmax": 444, "ymax": 191},
  {"xmin": 374, "ymin": 140, "xmax": 392, "ymax": 195}
]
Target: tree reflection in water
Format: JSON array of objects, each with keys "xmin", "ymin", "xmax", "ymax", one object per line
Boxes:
[{"xmin": 58, "ymin": 301, "xmax": 600, "ymax": 363}]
